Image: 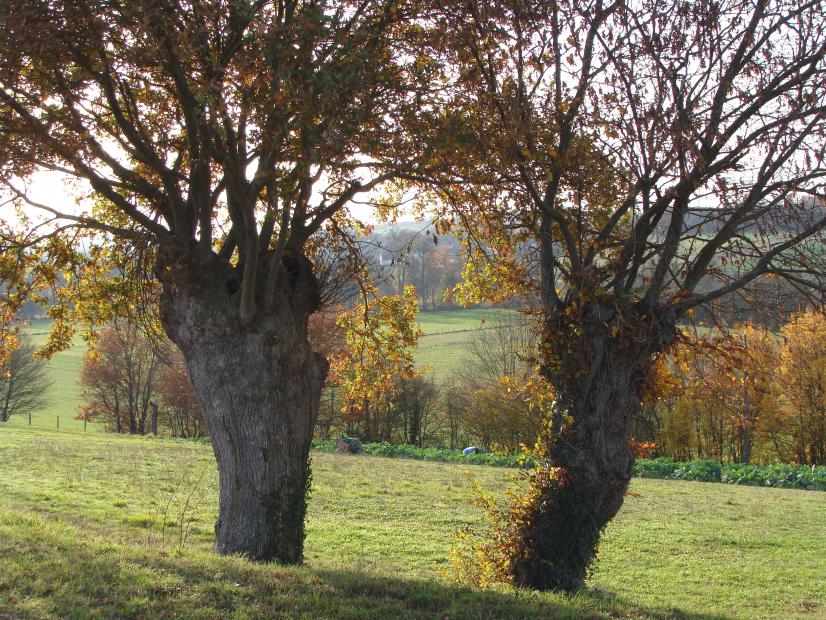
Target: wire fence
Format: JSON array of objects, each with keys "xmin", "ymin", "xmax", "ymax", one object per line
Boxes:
[{"xmin": 3, "ymin": 412, "xmax": 102, "ymax": 434}]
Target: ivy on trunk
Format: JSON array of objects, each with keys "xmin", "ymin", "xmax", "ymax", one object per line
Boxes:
[
  {"xmin": 510, "ymin": 302, "xmax": 675, "ymax": 590},
  {"xmin": 423, "ymin": 0, "xmax": 826, "ymax": 592}
]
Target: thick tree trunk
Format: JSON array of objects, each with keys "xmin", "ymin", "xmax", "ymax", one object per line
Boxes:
[
  {"xmin": 512, "ymin": 304, "xmax": 675, "ymax": 592},
  {"xmin": 157, "ymin": 245, "xmax": 327, "ymax": 564},
  {"xmin": 179, "ymin": 321, "xmax": 325, "ymax": 562},
  {"xmin": 512, "ymin": 362, "xmax": 641, "ymax": 591}
]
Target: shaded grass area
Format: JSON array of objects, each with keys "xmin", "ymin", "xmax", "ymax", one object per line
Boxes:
[
  {"xmin": 1, "ymin": 427, "xmax": 824, "ymax": 619},
  {"xmin": 0, "ymin": 513, "xmax": 599, "ymax": 620}
]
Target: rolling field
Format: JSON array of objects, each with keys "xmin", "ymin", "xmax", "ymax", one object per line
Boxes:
[
  {"xmin": 9, "ymin": 319, "xmax": 100, "ymax": 432},
  {"xmin": 414, "ymin": 308, "xmax": 520, "ymax": 380},
  {"xmin": 6, "ymin": 309, "xmax": 514, "ymax": 427},
  {"xmin": 1, "ymin": 425, "xmax": 825, "ymax": 619}
]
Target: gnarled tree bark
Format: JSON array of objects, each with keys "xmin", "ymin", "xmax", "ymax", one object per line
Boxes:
[
  {"xmin": 512, "ymin": 302, "xmax": 676, "ymax": 591},
  {"xmin": 156, "ymin": 244, "xmax": 328, "ymax": 563}
]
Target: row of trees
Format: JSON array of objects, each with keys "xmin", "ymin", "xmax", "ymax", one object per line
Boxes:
[
  {"xmin": 0, "ymin": 321, "xmax": 205, "ymax": 435},
  {"xmin": 15, "ymin": 302, "xmax": 826, "ymax": 467},
  {"xmin": 318, "ymin": 308, "xmax": 826, "ymax": 468},
  {"xmin": 640, "ymin": 310, "xmax": 826, "ymax": 466},
  {"xmin": 371, "ymin": 228, "xmax": 464, "ymax": 310},
  {"xmin": 317, "ymin": 313, "xmax": 541, "ymax": 452},
  {"xmin": 79, "ymin": 320, "xmax": 204, "ymax": 437}
]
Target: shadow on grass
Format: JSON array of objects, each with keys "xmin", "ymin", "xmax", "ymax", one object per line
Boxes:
[{"xmin": 0, "ymin": 509, "xmax": 732, "ymax": 620}]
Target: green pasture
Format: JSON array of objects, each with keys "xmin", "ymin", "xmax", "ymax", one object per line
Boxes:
[
  {"xmin": 415, "ymin": 308, "xmax": 518, "ymax": 334},
  {"xmin": 415, "ymin": 308, "xmax": 520, "ymax": 381},
  {"xmin": 7, "ymin": 319, "xmax": 100, "ymax": 432},
  {"xmin": 6, "ymin": 310, "xmax": 516, "ymax": 425},
  {"xmin": 0, "ymin": 425, "xmax": 824, "ymax": 619}
]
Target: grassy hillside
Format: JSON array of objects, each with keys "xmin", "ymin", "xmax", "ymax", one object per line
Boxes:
[
  {"xmin": 415, "ymin": 309, "xmax": 517, "ymax": 334},
  {"xmin": 8, "ymin": 319, "xmax": 100, "ymax": 432},
  {"xmin": 6, "ymin": 309, "xmax": 512, "ymax": 427},
  {"xmin": 415, "ymin": 308, "xmax": 519, "ymax": 381},
  {"xmin": 1, "ymin": 425, "xmax": 824, "ymax": 619}
]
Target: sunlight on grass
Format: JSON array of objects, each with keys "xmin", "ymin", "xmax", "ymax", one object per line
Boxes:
[{"xmin": 0, "ymin": 426, "xmax": 824, "ymax": 619}]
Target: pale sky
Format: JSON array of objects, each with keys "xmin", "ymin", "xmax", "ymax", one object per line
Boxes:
[
  {"xmin": 5, "ymin": 171, "xmax": 90, "ymax": 226},
  {"xmin": 6, "ymin": 169, "xmax": 403, "ymax": 232}
]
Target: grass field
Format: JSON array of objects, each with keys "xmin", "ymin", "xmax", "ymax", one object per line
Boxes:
[
  {"xmin": 415, "ymin": 308, "xmax": 519, "ymax": 380},
  {"xmin": 10, "ymin": 319, "xmax": 100, "ymax": 431},
  {"xmin": 7, "ymin": 309, "xmax": 513, "ymax": 427},
  {"xmin": 1, "ymin": 425, "xmax": 824, "ymax": 619}
]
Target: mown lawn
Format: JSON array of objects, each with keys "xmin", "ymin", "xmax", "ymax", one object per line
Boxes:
[{"xmin": 0, "ymin": 426, "xmax": 824, "ymax": 619}]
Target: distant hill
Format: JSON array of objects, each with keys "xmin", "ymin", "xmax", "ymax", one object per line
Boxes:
[{"xmin": 653, "ymin": 197, "xmax": 826, "ymax": 236}]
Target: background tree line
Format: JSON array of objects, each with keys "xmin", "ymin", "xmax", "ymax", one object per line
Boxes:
[
  {"xmin": 74, "ymin": 302, "xmax": 826, "ymax": 469},
  {"xmin": 638, "ymin": 310, "xmax": 826, "ymax": 466},
  {"xmin": 78, "ymin": 319, "xmax": 205, "ymax": 438}
]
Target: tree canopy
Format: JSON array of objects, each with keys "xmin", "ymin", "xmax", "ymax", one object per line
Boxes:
[
  {"xmin": 0, "ymin": 0, "xmax": 428, "ymax": 330},
  {"xmin": 420, "ymin": 0, "xmax": 826, "ymax": 318}
]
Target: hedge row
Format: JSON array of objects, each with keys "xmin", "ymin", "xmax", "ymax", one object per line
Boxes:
[
  {"xmin": 634, "ymin": 457, "xmax": 826, "ymax": 491},
  {"xmin": 311, "ymin": 439, "xmax": 826, "ymax": 491},
  {"xmin": 311, "ymin": 439, "xmax": 532, "ymax": 468}
]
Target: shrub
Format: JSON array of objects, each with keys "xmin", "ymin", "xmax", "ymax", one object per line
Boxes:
[
  {"xmin": 337, "ymin": 435, "xmax": 363, "ymax": 454},
  {"xmin": 634, "ymin": 457, "xmax": 679, "ymax": 479},
  {"xmin": 633, "ymin": 458, "xmax": 826, "ymax": 490},
  {"xmin": 273, "ymin": 439, "xmax": 826, "ymax": 491},
  {"xmin": 672, "ymin": 460, "xmax": 722, "ymax": 482},
  {"xmin": 722, "ymin": 462, "xmax": 826, "ymax": 491},
  {"xmin": 311, "ymin": 438, "xmax": 531, "ymax": 467}
]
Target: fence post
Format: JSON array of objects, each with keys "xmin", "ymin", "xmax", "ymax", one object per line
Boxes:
[
  {"xmin": 56, "ymin": 416, "xmax": 59, "ymax": 430},
  {"xmin": 28, "ymin": 411, "xmax": 31, "ymax": 426},
  {"xmin": 84, "ymin": 418, "xmax": 87, "ymax": 432},
  {"xmin": 151, "ymin": 402, "xmax": 158, "ymax": 435}
]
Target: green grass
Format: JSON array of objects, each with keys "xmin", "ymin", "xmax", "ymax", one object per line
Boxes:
[
  {"xmin": 6, "ymin": 318, "xmax": 99, "ymax": 432},
  {"xmin": 1, "ymin": 426, "xmax": 824, "ymax": 619},
  {"xmin": 415, "ymin": 308, "xmax": 519, "ymax": 380},
  {"xmin": 13, "ymin": 310, "xmax": 512, "ymax": 419},
  {"xmin": 415, "ymin": 309, "xmax": 517, "ymax": 334},
  {"xmin": 414, "ymin": 329, "xmax": 479, "ymax": 381}
]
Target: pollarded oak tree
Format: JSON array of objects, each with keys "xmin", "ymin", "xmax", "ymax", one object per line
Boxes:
[
  {"xmin": 420, "ymin": 0, "xmax": 826, "ymax": 591},
  {"xmin": 0, "ymin": 0, "xmax": 427, "ymax": 563}
]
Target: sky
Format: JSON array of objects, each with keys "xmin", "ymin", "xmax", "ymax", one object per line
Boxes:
[
  {"xmin": 5, "ymin": 169, "xmax": 408, "ymax": 232},
  {"xmin": 4, "ymin": 171, "xmax": 90, "ymax": 226}
]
